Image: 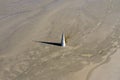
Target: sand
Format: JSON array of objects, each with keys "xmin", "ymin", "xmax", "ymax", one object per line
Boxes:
[
  {"xmin": 89, "ymin": 48, "xmax": 120, "ymax": 80},
  {"xmin": 0, "ymin": 0, "xmax": 120, "ymax": 80}
]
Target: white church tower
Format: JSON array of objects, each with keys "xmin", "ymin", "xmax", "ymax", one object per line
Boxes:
[{"xmin": 61, "ymin": 33, "xmax": 66, "ymax": 47}]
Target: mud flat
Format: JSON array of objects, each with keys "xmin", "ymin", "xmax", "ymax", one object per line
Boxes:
[
  {"xmin": 0, "ymin": 0, "xmax": 120, "ymax": 80},
  {"xmin": 89, "ymin": 48, "xmax": 120, "ymax": 80}
]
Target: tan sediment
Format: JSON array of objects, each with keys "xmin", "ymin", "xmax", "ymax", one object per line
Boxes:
[
  {"xmin": 0, "ymin": 0, "xmax": 120, "ymax": 80},
  {"xmin": 87, "ymin": 47, "xmax": 118, "ymax": 80},
  {"xmin": 62, "ymin": 46, "xmax": 118, "ymax": 80}
]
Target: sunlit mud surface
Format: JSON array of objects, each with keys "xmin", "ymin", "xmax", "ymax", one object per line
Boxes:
[{"xmin": 0, "ymin": 0, "xmax": 120, "ymax": 80}]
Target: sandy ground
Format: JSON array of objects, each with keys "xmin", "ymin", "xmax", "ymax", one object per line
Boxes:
[
  {"xmin": 89, "ymin": 48, "xmax": 120, "ymax": 80},
  {"xmin": 0, "ymin": 0, "xmax": 120, "ymax": 80}
]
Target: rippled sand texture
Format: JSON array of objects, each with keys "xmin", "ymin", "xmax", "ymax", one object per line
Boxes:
[{"xmin": 0, "ymin": 0, "xmax": 120, "ymax": 80}]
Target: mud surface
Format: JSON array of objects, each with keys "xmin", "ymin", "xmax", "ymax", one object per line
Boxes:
[{"xmin": 0, "ymin": 0, "xmax": 120, "ymax": 80}]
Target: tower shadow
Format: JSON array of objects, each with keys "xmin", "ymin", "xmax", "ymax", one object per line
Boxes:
[{"xmin": 34, "ymin": 41, "xmax": 61, "ymax": 46}]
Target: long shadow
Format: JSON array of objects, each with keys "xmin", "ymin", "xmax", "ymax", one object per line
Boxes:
[{"xmin": 35, "ymin": 41, "xmax": 61, "ymax": 46}]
